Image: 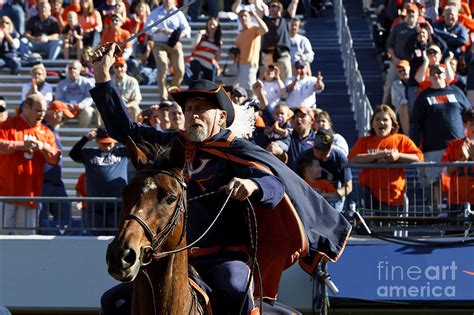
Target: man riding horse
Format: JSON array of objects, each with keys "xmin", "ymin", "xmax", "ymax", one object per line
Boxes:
[{"xmin": 91, "ymin": 43, "xmax": 351, "ymax": 314}]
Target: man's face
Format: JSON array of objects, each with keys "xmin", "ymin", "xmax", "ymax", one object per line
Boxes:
[
  {"xmin": 293, "ymin": 111, "xmax": 312, "ymax": 135},
  {"xmin": 67, "ymin": 62, "xmax": 81, "ymax": 81},
  {"xmin": 113, "ymin": 63, "xmax": 126, "ymax": 78},
  {"xmin": 169, "ymin": 105, "xmax": 185, "ymax": 130},
  {"xmin": 269, "ymin": 2, "xmax": 281, "ymax": 17},
  {"xmin": 238, "ymin": 11, "xmax": 251, "ymax": 27},
  {"xmin": 45, "ymin": 109, "xmax": 64, "ymax": 126},
  {"xmin": 157, "ymin": 106, "xmax": 170, "ymax": 125},
  {"xmin": 290, "ymin": 20, "xmax": 300, "ymax": 34},
  {"xmin": 98, "ymin": 142, "xmax": 115, "ymax": 152},
  {"xmin": 397, "ymin": 66, "xmax": 409, "ymax": 81},
  {"xmin": 313, "ymin": 148, "xmax": 331, "ymax": 161},
  {"xmin": 38, "ymin": 1, "xmax": 51, "ymax": 18},
  {"xmin": 404, "ymin": 8, "xmax": 418, "ymax": 25},
  {"xmin": 444, "ymin": 8, "xmax": 458, "ymax": 28},
  {"xmin": 184, "ymin": 98, "xmax": 225, "ymax": 142},
  {"xmin": 24, "ymin": 99, "xmax": 47, "ymax": 126},
  {"xmin": 429, "ymin": 66, "xmax": 446, "ymax": 88}
]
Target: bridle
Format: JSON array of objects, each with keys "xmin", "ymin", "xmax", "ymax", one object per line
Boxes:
[{"xmin": 122, "ymin": 169, "xmax": 188, "ymax": 266}]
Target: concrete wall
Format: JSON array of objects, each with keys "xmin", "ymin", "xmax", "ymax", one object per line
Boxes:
[{"xmin": 0, "ymin": 236, "xmax": 315, "ymax": 311}]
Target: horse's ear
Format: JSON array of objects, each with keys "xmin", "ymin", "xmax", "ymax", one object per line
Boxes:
[
  {"xmin": 126, "ymin": 136, "xmax": 149, "ymax": 170},
  {"xmin": 169, "ymin": 138, "xmax": 186, "ymax": 171}
]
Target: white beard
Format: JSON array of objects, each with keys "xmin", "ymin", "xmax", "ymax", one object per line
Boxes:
[{"xmin": 188, "ymin": 125, "xmax": 208, "ymax": 142}]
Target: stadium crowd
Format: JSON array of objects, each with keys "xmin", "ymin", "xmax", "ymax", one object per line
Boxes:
[{"xmin": 0, "ymin": 0, "xmax": 473, "ymax": 234}]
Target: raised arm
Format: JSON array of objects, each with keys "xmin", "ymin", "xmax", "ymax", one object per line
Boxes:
[{"xmin": 90, "ymin": 43, "xmax": 177, "ymax": 145}]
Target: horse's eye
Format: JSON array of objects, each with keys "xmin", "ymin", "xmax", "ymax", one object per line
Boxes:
[{"xmin": 164, "ymin": 195, "xmax": 177, "ymax": 205}]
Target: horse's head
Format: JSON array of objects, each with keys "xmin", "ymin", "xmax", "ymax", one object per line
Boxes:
[{"xmin": 106, "ymin": 137, "xmax": 187, "ymax": 281}]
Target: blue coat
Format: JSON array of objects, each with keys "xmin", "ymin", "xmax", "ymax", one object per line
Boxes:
[{"xmin": 90, "ymin": 81, "xmax": 351, "ymax": 298}]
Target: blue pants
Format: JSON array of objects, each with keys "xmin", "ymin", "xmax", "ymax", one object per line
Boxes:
[
  {"xmin": 101, "ymin": 256, "xmax": 253, "ymax": 314},
  {"xmin": 40, "ymin": 182, "xmax": 72, "ymax": 227},
  {"xmin": 191, "ymin": 256, "xmax": 254, "ymax": 314},
  {"xmin": 188, "ymin": 0, "xmax": 217, "ymax": 21},
  {"xmin": 0, "ymin": 56, "xmax": 21, "ymax": 74}
]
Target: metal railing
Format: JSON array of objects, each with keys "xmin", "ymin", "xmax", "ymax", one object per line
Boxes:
[
  {"xmin": 342, "ymin": 162, "xmax": 474, "ymax": 237},
  {"xmin": 0, "ymin": 196, "xmax": 121, "ymax": 235},
  {"xmin": 334, "ymin": 0, "xmax": 373, "ymax": 137}
]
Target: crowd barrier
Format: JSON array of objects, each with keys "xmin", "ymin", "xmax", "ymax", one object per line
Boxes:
[
  {"xmin": 0, "ymin": 196, "xmax": 121, "ymax": 236},
  {"xmin": 2, "ymin": 161, "xmax": 474, "ymax": 237},
  {"xmin": 343, "ymin": 162, "xmax": 474, "ymax": 237}
]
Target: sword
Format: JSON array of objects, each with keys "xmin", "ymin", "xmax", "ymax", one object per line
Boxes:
[{"xmin": 89, "ymin": 0, "xmax": 195, "ymax": 61}]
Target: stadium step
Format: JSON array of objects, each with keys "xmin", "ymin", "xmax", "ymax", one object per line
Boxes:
[{"xmin": 344, "ymin": 0, "xmax": 384, "ymax": 107}]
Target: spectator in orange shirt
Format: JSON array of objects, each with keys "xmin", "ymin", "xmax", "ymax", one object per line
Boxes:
[
  {"xmin": 100, "ymin": 13, "xmax": 132, "ymax": 60},
  {"xmin": 441, "ymin": 109, "xmax": 474, "ymax": 212},
  {"xmin": 0, "ymin": 94, "xmax": 60, "ymax": 234},
  {"xmin": 348, "ymin": 105, "xmax": 423, "ymax": 213},
  {"xmin": 78, "ymin": 0, "xmax": 103, "ymax": 49}
]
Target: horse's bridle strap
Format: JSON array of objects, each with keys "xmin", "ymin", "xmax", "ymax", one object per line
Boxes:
[{"xmin": 122, "ymin": 170, "xmax": 187, "ymax": 253}]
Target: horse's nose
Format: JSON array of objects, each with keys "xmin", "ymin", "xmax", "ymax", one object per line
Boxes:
[
  {"xmin": 106, "ymin": 243, "xmax": 138, "ymax": 270},
  {"xmin": 122, "ymin": 247, "xmax": 137, "ymax": 267}
]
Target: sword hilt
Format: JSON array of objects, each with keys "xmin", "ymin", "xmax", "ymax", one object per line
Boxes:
[{"xmin": 87, "ymin": 41, "xmax": 123, "ymax": 63}]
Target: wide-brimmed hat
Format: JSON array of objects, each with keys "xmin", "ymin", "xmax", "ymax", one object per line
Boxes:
[{"xmin": 169, "ymin": 79, "xmax": 235, "ymax": 126}]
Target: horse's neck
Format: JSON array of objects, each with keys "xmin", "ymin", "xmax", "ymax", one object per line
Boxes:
[{"xmin": 134, "ymin": 251, "xmax": 193, "ymax": 315}]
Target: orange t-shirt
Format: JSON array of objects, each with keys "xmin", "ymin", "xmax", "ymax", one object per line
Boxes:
[
  {"xmin": 306, "ymin": 179, "xmax": 336, "ymax": 194},
  {"xmin": 100, "ymin": 27, "xmax": 132, "ymax": 49},
  {"xmin": 78, "ymin": 10, "xmax": 103, "ymax": 33},
  {"xmin": 348, "ymin": 134, "xmax": 424, "ymax": 206},
  {"xmin": 440, "ymin": 137, "xmax": 474, "ymax": 205},
  {"xmin": 0, "ymin": 116, "xmax": 60, "ymax": 208},
  {"xmin": 235, "ymin": 26, "xmax": 261, "ymax": 67}
]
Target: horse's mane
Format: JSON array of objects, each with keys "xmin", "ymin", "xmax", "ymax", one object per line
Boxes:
[{"xmin": 135, "ymin": 140, "xmax": 173, "ymax": 171}]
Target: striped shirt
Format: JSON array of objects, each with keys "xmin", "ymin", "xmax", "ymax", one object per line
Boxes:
[{"xmin": 191, "ymin": 36, "xmax": 220, "ymax": 70}]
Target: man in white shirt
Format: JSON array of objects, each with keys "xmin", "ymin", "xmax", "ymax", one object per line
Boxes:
[
  {"xmin": 285, "ymin": 60, "xmax": 324, "ymax": 109},
  {"xmin": 112, "ymin": 57, "xmax": 142, "ymax": 122},
  {"xmin": 55, "ymin": 60, "xmax": 95, "ymax": 127},
  {"xmin": 289, "ymin": 18, "xmax": 314, "ymax": 74},
  {"xmin": 145, "ymin": 0, "xmax": 191, "ymax": 101}
]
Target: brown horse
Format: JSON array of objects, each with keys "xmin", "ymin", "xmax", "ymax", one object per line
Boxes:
[{"xmin": 105, "ymin": 139, "xmax": 205, "ymax": 315}]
